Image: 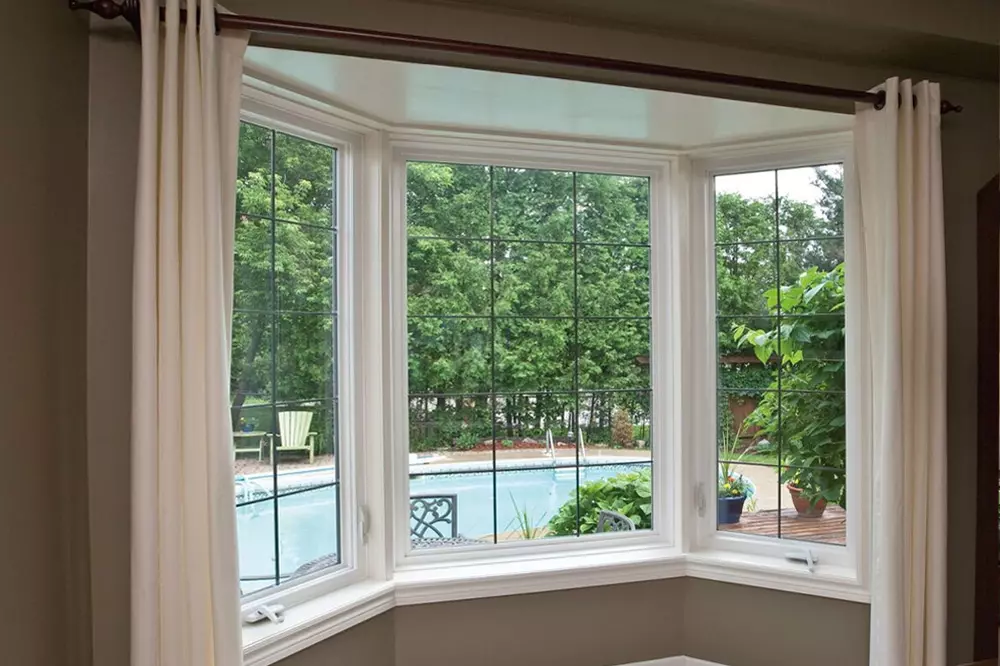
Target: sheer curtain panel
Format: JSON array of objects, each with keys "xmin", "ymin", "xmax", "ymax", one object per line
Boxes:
[
  {"xmin": 131, "ymin": 1, "xmax": 249, "ymax": 664},
  {"xmin": 853, "ymin": 77, "xmax": 947, "ymax": 666}
]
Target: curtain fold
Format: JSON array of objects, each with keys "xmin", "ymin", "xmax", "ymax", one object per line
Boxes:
[
  {"xmin": 131, "ymin": 1, "xmax": 249, "ymax": 664},
  {"xmin": 853, "ymin": 77, "xmax": 948, "ymax": 666}
]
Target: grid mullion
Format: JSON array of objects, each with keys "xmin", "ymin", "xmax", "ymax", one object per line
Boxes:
[
  {"xmin": 572, "ymin": 172, "xmax": 582, "ymax": 537},
  {"xmin": 268, "ymin": 127, "xmax": 282, "ymax": 586},
  {"xmin": 773, "ymin": 173, "xmax": 783, "ymax": 540},
  {"xmin": 489, "ymin": 166, "xmax": 499, "ymax": 545}
]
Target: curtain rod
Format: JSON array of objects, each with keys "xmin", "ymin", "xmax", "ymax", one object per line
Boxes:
[{"xmin": 71, "ymin": 0, "xmax": 964, "ymax": 115}]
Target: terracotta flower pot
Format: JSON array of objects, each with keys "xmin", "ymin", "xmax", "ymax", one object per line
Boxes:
[{"xmin": 787, "ymin": 483, "xmax": 826, "ymax": 518}]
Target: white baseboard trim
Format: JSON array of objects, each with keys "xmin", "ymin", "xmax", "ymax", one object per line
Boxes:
[{"xmin": 624, "ymin": 658, "xmax": 728, "ymax": 666}]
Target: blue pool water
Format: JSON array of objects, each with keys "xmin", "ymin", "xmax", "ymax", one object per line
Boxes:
[{"xmin": 236, "ymin": 459, "xmax": 648, "ymax": 590}]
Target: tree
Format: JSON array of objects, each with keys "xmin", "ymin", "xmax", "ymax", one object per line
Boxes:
[{"xmin": 404, "ymin": 163, "xmax": 651, "ymax": 448}]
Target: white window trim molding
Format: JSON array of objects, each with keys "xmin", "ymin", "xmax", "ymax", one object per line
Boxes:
[
  {"xmin": 235, "ymin": 87, "xmax": 389, "ymax": 612},
  {"xmin": 234, "ymin": 81, "xmax": 870, "ymax": 666}
]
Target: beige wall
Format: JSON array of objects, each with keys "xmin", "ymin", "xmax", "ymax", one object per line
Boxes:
[
  {"xmin": 87, "ymin": 30, "xmax": 141, "ymax": 666},
  {"xmin": 393, "ymin": 581, "xmax": 686, "ymax": 666},
  {"xmin": 0, "ymin": 4, "xmax": 92, "ymax": 666},
  {"xmin": 84, "ymin": 1, "xmax": 998, "ymax": 665},
  {"xmin": 276, "ymin": 612, "xmax": 396, "ymax": 666}
]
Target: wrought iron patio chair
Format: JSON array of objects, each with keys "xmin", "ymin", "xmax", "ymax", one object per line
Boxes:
[{"xmin": 596, "ymin": 509, "xmax": 636, "ymax": 533}]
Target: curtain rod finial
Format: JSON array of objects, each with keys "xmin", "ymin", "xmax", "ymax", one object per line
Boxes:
[
  {"xmin": 69, "ymin": 0, "xmax": 141, "ymax": 36},
  {"xmin": 941, "ymin": 100, "xmax": 963, "ymax": 115}
]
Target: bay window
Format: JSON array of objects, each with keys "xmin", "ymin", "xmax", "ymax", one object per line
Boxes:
[{"xmin": 233, "ymin": 85, "xmax": 868, "ymax": 658}]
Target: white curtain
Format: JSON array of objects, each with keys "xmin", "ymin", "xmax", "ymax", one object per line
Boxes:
[
  {"xmin": 853, "ymin": 77, "xmax": 947, "ymax": 666},
  {"xmin": 131, "ymin": 1, "xmax": 249, "ymax": 664}
]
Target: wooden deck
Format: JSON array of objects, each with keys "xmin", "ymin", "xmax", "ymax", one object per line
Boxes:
[{"xmin": 719, "ymin": 506, "xmax": 846, "ymax": 545}]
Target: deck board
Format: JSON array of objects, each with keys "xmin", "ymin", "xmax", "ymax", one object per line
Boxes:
[{"xmin": 718, "ymin": 506, "xmax": 846, "ymax": 545}]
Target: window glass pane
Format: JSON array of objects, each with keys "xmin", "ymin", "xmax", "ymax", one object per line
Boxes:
[
  {"xmin": 408, "ymin": 318, "xmax": 491, "ymax": 395},
  {"xmin": 407, "ymin": 162, "xmax": 491, "ymax": 239},
  {"xmin": 715, "ymin": 242, "xmax": 776, "ymax": 317},
  {"xmin": 714, "ymin": 165, "xmax": 846, "ymax": 547},
  {"xmin": 237, "ymin": 123, "xmax": 273, "ymax": 217},
  {"xmin": 236, "ymin": 487, "xmax": 277, "ymax": 595},
  {"xmin": 493, "ymin": 167, "xmax": 573, "ymax": 242},
  {"xmin": 276, "ymin": 313, "xmax": 336, "ymax": 403},
  {"xmin": 494, "ymin": 318, "xmax": 574, "ymax": 392},
  {"xmin": 408, "ymin": 239, "xmax": 491, "ymax": 317},
  {"xmin": 576, "ymin": 173, "xmax": 650, "ymax": 245},
  {"xmin": 578, "ymin": 245, "xmax": 649, "ymax": 318},
  {"xmin": 275, "ymin": 223, "xmax": 336, "ymax": 314},
  {"xmin": 406, "ymin": 162, "xmax": 653, "ymax": 549},
  {"xmin": 715, "ymin": 171, "xmax": 776, "ymax": 244},
  {"xmin": 494, "ymin": 240, "xmax": 574, "ymax": 318},
  {"xmin": 234, "ymin": 215, "xmax": 273, "ymax": 312},
  {"xmin": 276, "ymin": 483, "xmax": 341, "ymax": 581},
  {"xmin": 777, "ymin": 165, "xmax": 844, "ymax": 240},
  {"xmin": 578, "ymin": 319, "xmax": 650, "ymax": 391},
  {"xmin": 274, "ymin": 132, "xmax": 335, "ymax": 226},
  {"xmin": 232, "ymin": 124, "xmax": 341, "ymax": 595}
]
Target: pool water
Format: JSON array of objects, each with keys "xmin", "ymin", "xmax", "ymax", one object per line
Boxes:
[{"xmin": 236, "ymin": 460, "xmax": 648, "ymax": 590}]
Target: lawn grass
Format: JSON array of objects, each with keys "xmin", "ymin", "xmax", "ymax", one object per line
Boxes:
[{"xmin": 719, "ymin": 451, "xmax": 779, "ymax": 466}]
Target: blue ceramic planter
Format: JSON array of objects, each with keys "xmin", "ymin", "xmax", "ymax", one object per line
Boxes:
[{"xmin": 718, "ymin": 495, "xmax": 747, "ymax": 524}]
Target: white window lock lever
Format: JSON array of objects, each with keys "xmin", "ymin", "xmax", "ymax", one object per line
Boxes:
[
  {"xmin": 243, "ymin": 603, "xmax": 286, "ymax": 625},
  {"xmin": 785, "ymin": 548, "xmax": 817, "ymax": 573}
]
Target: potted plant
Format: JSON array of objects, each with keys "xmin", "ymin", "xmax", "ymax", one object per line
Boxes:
[
  {"xmin": 717, "ymin": 414, "xmax": 755, "ymax": 524},
  {"xmin": 718, "ymin": 472, "xmax": 754, "ymax": 524},
  {"xmin": 734, "ymin": 265, "xmax": 848, "ymax": 520}
]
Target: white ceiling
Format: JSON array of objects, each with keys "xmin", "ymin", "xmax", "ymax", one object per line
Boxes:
[{"xmin": 245, "ymin": 47, "xmax": 852, "ymax": 149}]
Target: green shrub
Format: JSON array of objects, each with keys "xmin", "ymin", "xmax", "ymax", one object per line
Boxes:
[
  {"xmin": 734, "ymin": 264, "xmax": 846, "ymax": 508},
  {"xmin": 546, "ymin": 467, "xmax": 651, "ymax": 536},
  {"xmin": 455, "ymin": 430, "xmax": 479, "ymax": 450},
  {"xmin": 610, "ymin": 408, "xmax": 634, "ymax": 448}
]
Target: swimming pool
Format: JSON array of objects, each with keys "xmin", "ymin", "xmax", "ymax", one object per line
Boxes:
[{"xmin": 236, "ymin": 457, "xmax": 649, "ymax": 591}]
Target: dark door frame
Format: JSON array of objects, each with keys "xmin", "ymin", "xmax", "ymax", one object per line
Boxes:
[{"xmin": 974, "ymin": 174, "xmax": 999, "ymax": 661}]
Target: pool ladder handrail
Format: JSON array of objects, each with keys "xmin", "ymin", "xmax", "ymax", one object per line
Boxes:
[{"xmin": 544, "ymin": 428, "xmax": 556, "ymax": 463}]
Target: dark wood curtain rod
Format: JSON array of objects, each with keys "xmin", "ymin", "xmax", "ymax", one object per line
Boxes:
[{"xmin": 71, "ymin": 0, "xmax": 963, "ymax": 115}]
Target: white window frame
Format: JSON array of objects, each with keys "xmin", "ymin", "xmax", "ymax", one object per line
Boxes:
[
  {"xmin": 684, "ymin": 134, "xmax": 870, "ymax": 594},
  {"xmin": 234, "ymin": 90, "xmax": 378, "ymax": 617},
  {"xmin": 386, "ymin": 134, "xmax": 683, "ymax": 571}
]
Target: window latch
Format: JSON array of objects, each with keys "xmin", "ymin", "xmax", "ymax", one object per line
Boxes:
[
  {"xmin": 785, "ymin": 548, "xmax": 817, "ymax": 573},
  {"xmin": 694, "ymin": 482, "xmax": 706, "ymax": 518},
  {"xmin": 243, "ymin": 603, "xmax": 285, "ymax": 625},
  {"xmin": 359, "ymin": 505, "xmax": 370, "ymax": 545}
]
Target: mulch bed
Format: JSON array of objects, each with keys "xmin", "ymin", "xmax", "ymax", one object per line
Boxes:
[{"xmin": 467, "ymin": 437, "xmax": 585, "ymax": 452}]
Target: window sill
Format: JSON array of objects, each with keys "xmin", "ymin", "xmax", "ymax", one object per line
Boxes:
[
  {"xmin": 242, "ymin": 580, "xmax": 395, "ymax": 666},
  {"xmin": 394, "ymin": 543, "xmax": 686, "ymax": 605},
  {"xmin": 242, "ymin": 546, "xmax": 867, "ymax": 665},
  {"xmin": 685, "ymin": 549, "xmax": 869, "ymax": 603}
]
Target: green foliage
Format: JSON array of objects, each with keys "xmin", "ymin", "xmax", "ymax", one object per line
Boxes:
[
  {"xmin": 717, "ymin": 416, "xmax": 750, "ymax": 498},
  {"xmin": 734, "ymin": 264, "xmax": 846, "ymax": 508},
  {"xmin": 714, "ymin": 168, "xmax": 844, "ymax": 357},
  {"xmin": 506, "ymin": 493, "xmax": 547, "ymax": 540},
  {"xmin": 546, "ymin": 467, "xmax": 652, "ymax": 535},
  {"xmin": 231, "ymin": 123, "xmax": 338, "ymax": 454},
  {"xmin": 406, "ymin": 162, "xmax": 652, "ymax": 451}
]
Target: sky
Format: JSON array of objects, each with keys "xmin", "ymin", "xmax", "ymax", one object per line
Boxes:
[{"xmin": 715, "ymin": 164, "xmax": 842, "ymax": 213}]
